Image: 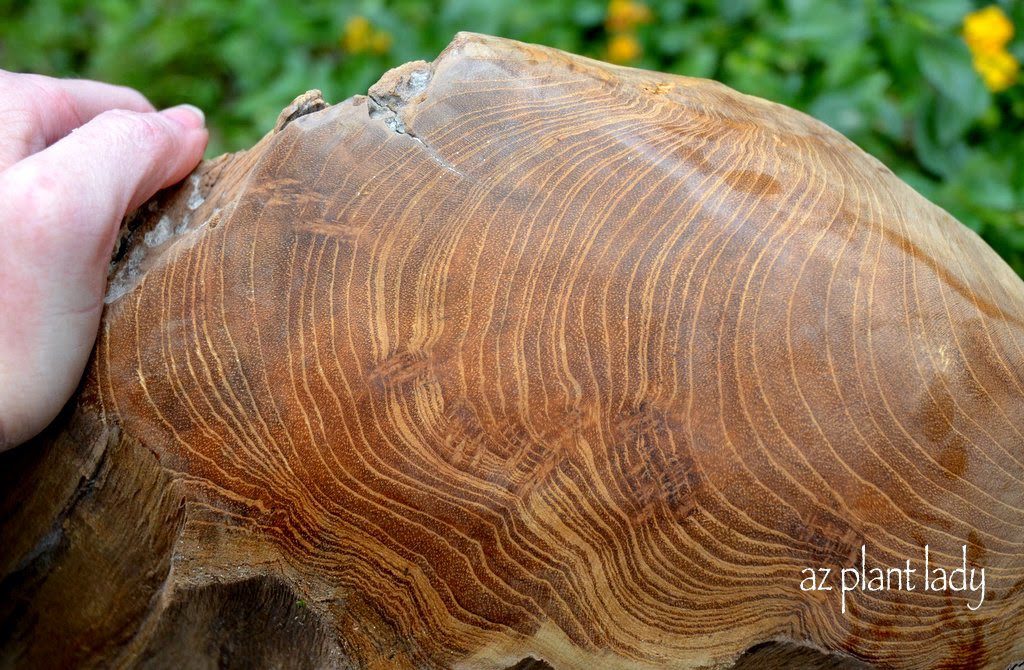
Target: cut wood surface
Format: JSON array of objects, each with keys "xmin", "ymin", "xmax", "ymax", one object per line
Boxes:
[{"xmin": 2, "ymin": 32, "xmax": 1023, "ymax": 669}]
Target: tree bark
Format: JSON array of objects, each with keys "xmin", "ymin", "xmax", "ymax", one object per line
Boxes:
[{"xmin": 2, "ymin": 33, "xmax": 1022, "ymax": 669}]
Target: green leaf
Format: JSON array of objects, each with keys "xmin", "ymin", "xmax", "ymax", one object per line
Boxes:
[
  {"xmin": 673, "ymin": 43, "xmax": 718, "ymax": 78},
  {"xmin": 909, "ymin": 0, "xmax": 973, "ymax": 29},
  {"xmin": 913, "ymin": 101, "xmax": 969, "ymax": 178},
  {"xmin": 916, "ymin": 36, "xmax": 990, "ymax": 141}
]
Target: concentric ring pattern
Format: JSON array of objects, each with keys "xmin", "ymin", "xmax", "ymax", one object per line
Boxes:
[{"xmin": 95, "ymin": 33, "xmax": 1024, "ymax": 669}]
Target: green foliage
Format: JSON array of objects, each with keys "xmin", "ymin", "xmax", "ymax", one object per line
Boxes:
[{"xmin": 1, "ymin": 0, "xmax": 1022, "ymax": 275}]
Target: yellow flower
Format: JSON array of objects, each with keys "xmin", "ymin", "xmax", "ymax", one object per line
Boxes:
[
  {"xmin": 341, "ymin": 16, "xmax": 392, "ymax": 56},
  {"xmin": 607, "ymin": 33, "xmax": 642, "ymax": 63},
  {"xmin": 963, "ymin": 5, "xmax": 1014, "ymax": 55},
  {"xmin": 341, "ymin": 16, "xmax": 373, "ymax": 54},
  {"xmin": 973, "ymin": 49, "xmax": 1020, "ymax": 92},
  {"xmin": 606, "ymin": 0, "xmax": 652, "ymax": 33}
]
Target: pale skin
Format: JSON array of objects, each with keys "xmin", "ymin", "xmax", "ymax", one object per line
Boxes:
[{"xmin": 0, "ymin": 71, "xmax": 208, "ymax": 451}]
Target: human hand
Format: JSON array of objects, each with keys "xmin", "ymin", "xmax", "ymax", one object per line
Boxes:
[{"xmin": 0, "ymin": 71, "xmax": 208, "ymax": 451}]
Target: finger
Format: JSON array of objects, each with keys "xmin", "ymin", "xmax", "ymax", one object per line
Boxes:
[
  {"xmin": 0, "ymin": 71, "xmax": 156, "ymax": 170},
  {"xmin": 3, "ymin": 103, "xmax": 208, "ymax": 322},
  {"xmin": 0, "ymin": 105, "xmax": 207, "ymax": 449},
  {"xmin": 6, "ymin": 104, "xmax": 207, "ymax": 260}
]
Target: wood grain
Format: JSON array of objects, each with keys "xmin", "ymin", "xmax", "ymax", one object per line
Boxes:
[{"xmin": 2, "ymin": 32, "xmax": 1023, "ymax": 669}]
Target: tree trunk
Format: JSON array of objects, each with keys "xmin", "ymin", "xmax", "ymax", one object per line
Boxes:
[{"xmin": 2, "ymin": 33, "xmax": 1023, "ymax": 669}]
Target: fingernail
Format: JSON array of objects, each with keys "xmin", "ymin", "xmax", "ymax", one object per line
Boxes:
[{"xmin": 161, "ymin": 104, "xmax": 205, "ymax": 129}]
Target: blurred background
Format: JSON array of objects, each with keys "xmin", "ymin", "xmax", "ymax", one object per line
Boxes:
[{"xmin": 1, "ymin": 0, "xmax": 1022, "ymax": 275}]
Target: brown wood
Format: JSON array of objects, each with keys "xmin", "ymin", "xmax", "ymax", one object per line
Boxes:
[{"xmin": 2, "ymin": 32, "xmax": 1023, "ymax": 669}]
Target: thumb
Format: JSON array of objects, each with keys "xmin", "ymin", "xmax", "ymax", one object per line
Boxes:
[{"xmin": 0, "ymin": 105, "xmax": 207, "ymax": 449}]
